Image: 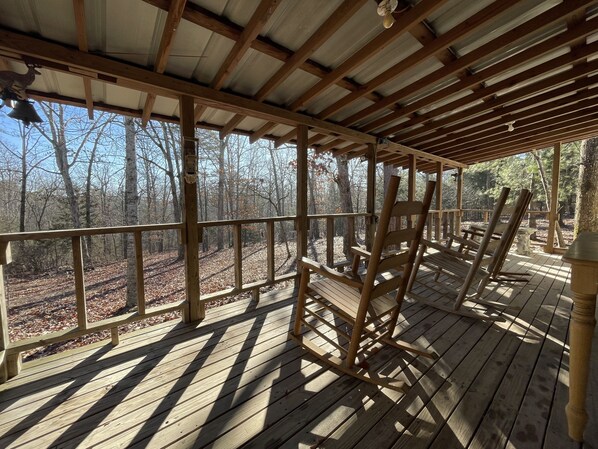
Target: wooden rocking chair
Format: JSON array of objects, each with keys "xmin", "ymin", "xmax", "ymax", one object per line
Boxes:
[
  {"xmin": 449, "ymin": 188, "xmax": 533, "ymax": 284},
  {"xmin": 406, "ymin": 187, "xmax": 512, "ymax": 319},
  {"xmin": 289, "ymin": 176, "xmax": 436, "ymax": 392}
]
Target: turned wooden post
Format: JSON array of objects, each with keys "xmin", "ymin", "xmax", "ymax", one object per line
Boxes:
[{"xmin": 562, "ymin": 233, "xmax": 598, "ymax": 443}]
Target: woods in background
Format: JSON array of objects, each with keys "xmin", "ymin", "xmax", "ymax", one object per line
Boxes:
[{"xmin": 1, "ymin": 103, "xmax": 597, "ymax": 276}]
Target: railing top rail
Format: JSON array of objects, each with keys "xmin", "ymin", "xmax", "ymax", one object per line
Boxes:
[{"xmin": 0, "ymin": 222, "xmax": 184, "ymax": 242}]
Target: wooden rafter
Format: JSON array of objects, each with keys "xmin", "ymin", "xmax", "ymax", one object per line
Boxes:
[
  {"xmin": 314, "ymin": 0, "xmax": 520, "ymax": 123},
  {"xmin": 349, "ymin": 0, "xmax": 595, "ymax": 133},
  {"xmin": 141, "ymin": 0, "xmax": 187, "ymax": 128},
  {"xmin": 247, "ymin": 0, "xmax": 448, "ymax": 144},
  {"xmin": 72, "ymin": 0, "xmax": 94, "ymax": 120},
  {"xmin": 218, "ymin": 0, "xmax": 369, "ymax": 140},
  {"xmin": 193, "ymin": 0, "xmax": 281, "ymax": 123},
  {"xmin": 403, "ymin": 73, "xmax": 598, "ymax": 149},
  {"xmin": 379, "ymin": 12, "xmax": 598, "ymax": 139}
]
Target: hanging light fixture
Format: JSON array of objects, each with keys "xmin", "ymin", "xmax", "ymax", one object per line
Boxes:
[
  {"xmin": 506, "ymin": 121, "xmax": 516, "ymax": 132},
  {"xmin": 377, "ymin": 0, "xmax": 399, "ymax": 29},
  {"xmin": 0, "ymin": 63, "xmax": 43, "ymax": 126}
]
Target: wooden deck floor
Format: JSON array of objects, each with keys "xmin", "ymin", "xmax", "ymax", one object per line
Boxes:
[{"xmin": 1, "ymin": 251, "xmax": 597, "ymax": 448}]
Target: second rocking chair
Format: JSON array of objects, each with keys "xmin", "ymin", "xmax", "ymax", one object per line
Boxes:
[{"xmin": 289, "ymin": 176, "xmax": 436, "ymax": 392}]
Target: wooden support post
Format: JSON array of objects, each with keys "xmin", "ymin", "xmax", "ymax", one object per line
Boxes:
[
  {"xmin": 252, "ymin": 288, "xmax": 260, "ymax": 303},
  {"xmin": 366, "ymin": 144, "xmax": 376, "ymax": 250},
  {"xmin": 408, "ymin": 155, "xmax": 417, "ymax": 230},
  {"xmin": 6, "ymin": 353, "xmax": 21, "ymax": 378},
  {"xmin": 180, "ymin": 95, "xmax": 203, "ymax": 322},
  {"xmin": 233, "ymin": 223, "xmax": 243, "ymax": 289},
  {"xmin": 134, "ymin": 231, "xmax": 145, "ymax": 315},
  {"xmin": 72, "ymin": 236, "xmax": 88, "ymax": 330},
  {"xmin": 296, "ymin": 125, "xmax": 308, "ymax": 264},
  {"xmin": 545, "ymin": 142, "xmax": 561, "ymax": 253},
  {"xmin": 326, "ymin": 217, "xmax": 334, "ymax": 267},
  {"xmin": 266, "ymin": 221, "xmax": 275, "ymax": 282},
  {"xmin": 456, "ymin": 167, "xmax": 463, "ymax": 233},
  {"xmin": 435, "ymin": 162, "xmax": 443, "ymax": 241}
]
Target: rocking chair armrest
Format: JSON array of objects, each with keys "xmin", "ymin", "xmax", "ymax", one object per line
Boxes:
[
  {"xmin": 420, "ymin": 239, "xmax": 475, "ymax": 261},
  {"xmin": 449, "ymin": 234, "xmax": 482, "ymax": 250},
  {"xmin": 351, "ymin": 246, "xmax": 371, "ymax": 259},
  {"xmin": 300, "ymin": 257, "xmax": 363, "ymax": 289}
]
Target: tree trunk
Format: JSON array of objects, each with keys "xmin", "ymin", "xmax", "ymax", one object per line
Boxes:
[
  {"xmin": 574, "ymin": 137, "xmax": 598, "ymax": 235},
  {"xmin": 124, "ymin": 117, "xmax": 139, "ymax": 308},
  {"xmin": 335, "ymin": 154, "xmax": 354, "ymax": 258}
]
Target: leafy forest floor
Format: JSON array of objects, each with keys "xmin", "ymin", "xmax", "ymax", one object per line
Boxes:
[{"xmin": 4, "ymin": 218, "xmax": 574, "ymax": 362}]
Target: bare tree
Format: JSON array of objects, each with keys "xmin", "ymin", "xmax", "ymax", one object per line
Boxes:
[{"xmin": 335, "ymin": 154, "xmax": 354, "ymax": 258}]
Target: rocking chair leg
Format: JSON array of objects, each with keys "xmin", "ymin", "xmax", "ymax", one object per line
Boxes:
[{"xmin": 293, "ymin": 266, "xmax": 311, "ymax": 336}]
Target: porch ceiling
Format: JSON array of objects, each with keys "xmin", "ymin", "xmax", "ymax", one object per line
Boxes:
[{"xmin": 1, "ymin": 0, "xmax": 598, "ymax": 172}]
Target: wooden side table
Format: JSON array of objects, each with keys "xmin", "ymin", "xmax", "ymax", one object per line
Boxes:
[{"xmin": 562, "ymin": 232, "xmax": 598, "ymax": 442}]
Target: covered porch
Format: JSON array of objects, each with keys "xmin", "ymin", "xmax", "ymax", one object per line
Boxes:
[
  {"xmin": 1, "ymin": 0, "xmax": 598, "ymax": 447},
  {"xmin": 1, "ymin": 251, "xmax": 596, "ymax": 448}
]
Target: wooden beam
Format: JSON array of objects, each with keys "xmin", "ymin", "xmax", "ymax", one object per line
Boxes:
[
  {"xmin": 296, "ymin": 125, "xmax": 308, "ymax": 263},
  {"xmin": 316, "ymin": 0, "xmax": 520, "ymax": 121},
  {"xmin": 194, "ymin": 0, "xmax": 281, "ymax": 122},
  {"xmin": 407, "ymin": 154, "xmax": 416, "ymax": 229},
  {"xmin": 72, "ymin": 0, "xmax": 94, "ymax": 119},
  {"xmin": 180, "ymin": 94, "xmax": 202, "ymax": 322},
  {"xmin": 545, "ymin": 143, "xmax": 561, "ymax": 253},
  {"xmin": 219, "ymin": 0, "xmax": 368, "ymax": 139},
  {"xmin": 141, "ymin": 0, "xmax": 187, "ymax": 127},
  {"xmin": 248, "ymin": 0, "xmax": 448, "ymax": 144},
  {"xmin": 351, "ymin": 0, "xmax": 596, "ymax": 131},
  {"xmin": 0, "ymin": 29, "xmax": 383, "ymax": 146}
]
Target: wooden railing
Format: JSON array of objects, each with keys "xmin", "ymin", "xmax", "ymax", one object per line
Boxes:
[{"xmin": 0, "ymin": 212, "xmax": 370, "ymax": 378}]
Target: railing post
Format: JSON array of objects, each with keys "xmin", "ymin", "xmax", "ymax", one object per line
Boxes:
[
  {"xmin": 435, "ymin": 162, "xmax": 443, "ymax": 241},
  {"xmin": 180, "ymin": 95, "xmax": 202, "ymax": 322},
  {"xmin": 545, "ymin": 142, "xmax": 561, "ymax": 253},
  {"xmin": 233, "ymin": 224, "xmax": 243, "ymax": 289},
  {"xmin": 408, "ymin": 155, "xmax": 417, "ymax": 229},
  {"xmin": 134, "ymin": 231, "xmax": 145, "ymax": 315},
  {"xmin": 0, "ymin": 242, "xmax": 11, "ymax": 382},
  {"xmin": 266, "ymin": 221, "xmax": 275, "ymax": 282},
  {"xmin": 72, "ymin": 236, "xmax": 88, "ymax": 330},
  {"xmin": 326, "ymin": 217, "xmax": 334, "ymax": 267},
  {"xmin": 456, "ymin": 167, "xmax": 463, "ymax": 233}
]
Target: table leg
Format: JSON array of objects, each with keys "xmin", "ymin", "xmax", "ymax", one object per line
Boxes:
[{"xmin": 566, "ymin": 267, "xmax": 597, "ymax": 442}]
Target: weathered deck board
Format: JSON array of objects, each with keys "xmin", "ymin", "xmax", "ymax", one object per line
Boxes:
[{"xmin": 0, "ymin": 251, "xmax": 596, "ymax": 448}]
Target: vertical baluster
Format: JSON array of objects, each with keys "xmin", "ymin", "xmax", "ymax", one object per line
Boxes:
[
  {"xmin": 134, "ymin": 231, "xmax": 145, "ymax": 315},
  {"xmin": 72, "ymin": 236, "xmax": 87, "ymax": 330},
  {"xmin": 266, "ymin": 221, "xmax": 275, "ymax": 282},
  {"xmin": 0, "ymin": 242, "xmax": 11, "ymax": 382},
  {"xmin": 347, "ymin": 216, "xmax": 355, "ymax": 252}
]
